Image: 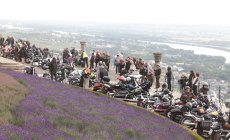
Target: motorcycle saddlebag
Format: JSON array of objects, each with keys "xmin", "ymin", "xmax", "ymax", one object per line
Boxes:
[
  {"xmin": 197, "ymin": 120, "xmax": 212, "ymax": 130},
  {"xmin": 93, "ymin": 83, "xmax": 103, "ymax": 90}
]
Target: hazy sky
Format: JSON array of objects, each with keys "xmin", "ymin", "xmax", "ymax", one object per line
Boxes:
[{"xmin": 1, "ymin": 0, "xmax": 230, "ymax": 25}]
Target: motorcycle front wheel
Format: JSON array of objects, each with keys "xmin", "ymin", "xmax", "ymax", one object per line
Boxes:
[{"xmin": 180, "ymin": 116, "xmax": 196, "ymax": 130}]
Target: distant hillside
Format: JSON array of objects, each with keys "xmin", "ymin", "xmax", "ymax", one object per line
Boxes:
[{"xmin": 0, "ymin": 68, "xmax": 199, "ymax": 140}]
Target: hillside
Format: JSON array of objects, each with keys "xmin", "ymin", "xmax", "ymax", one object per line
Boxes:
[
  {"xmin": 0, "ymin": 72, "xmax": 29, "ymax": 126},
  {"xmin": 0, "ymin": 68, "xmax": 197, "ymax": 140}
]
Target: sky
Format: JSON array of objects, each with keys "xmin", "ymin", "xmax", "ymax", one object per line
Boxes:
[{"xmin": 1, "ymin": 0, "xmax": 230, "ymax": 25}]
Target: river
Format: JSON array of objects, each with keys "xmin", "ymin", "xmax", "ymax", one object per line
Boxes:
[{"xmin": 151, "ymin": 42, "xmax": 230, "ymax": 63}]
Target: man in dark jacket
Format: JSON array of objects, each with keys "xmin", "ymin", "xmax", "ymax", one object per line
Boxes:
[
  {"xmin": 188, "ymin": 70, "xmax": 195, "ymax": 88},
  {"xmin": 20, "ymin": 46, "xmax": 26, "ymax": 64},
  {"xmin": 198, "ymin": 82, "xmax": 209, "ymax": 104},
  {"xmin": 90, "ymin": 53, "xmax": 95, "ymax": 69},
  {"xmin": 180, "ymin": 86, "xmax": 196, "ymax": 104},
  {"xmin": 120, "ymin": 68, "xmax": 127, "ymax": 76},
  {"xmin": 70, "ymin": 48, "xmax": 76, "ymax": 57},
  {"xmin": 125, "ymin": 59, "xmax": 131, "ymax": 71},
  {"xmin": 166, "ymin": 66, "xmax": 172, "ymax": 91},
  {"xmin": 49, "ymin": 58, "xmax": 57, "ymax": 81},
  {"xmin": 105, "ymin": 53, "xmax": 110, "ymax": 71},
  {"xmin": 155, "ymin": 64, "xmax": 161, "ymax": 90},
  {"xmin": 99, "ymin": 66, "xmax": 108, "ymax": 82}
]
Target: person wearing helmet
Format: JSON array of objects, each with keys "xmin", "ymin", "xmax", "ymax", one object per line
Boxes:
[
  {"xmin": 180, "ymin": 86, "xmax": 196, "ymax": 104},
  {"xmin": 161, "ymin": 82, "xmax": 168, "ymax": 92},
  {"xmin": 199, "ymin": 82, "xmax": 209, "ymax": 96},
  {"xmin": 81, "ymin": 68, "xmax": 91, "ymax": 89},
  {"xmin": 198, "ymin": 82, "xmax": 209, "ymax": 103},
  {"xmin": 163, "ymin": 89, "xmax": 169, "ymax": 95}
]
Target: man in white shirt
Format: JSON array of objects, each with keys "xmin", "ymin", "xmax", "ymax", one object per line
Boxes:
[{"xmin": 147, "ymin": 62, "xmax": 154, "ymax": 85}]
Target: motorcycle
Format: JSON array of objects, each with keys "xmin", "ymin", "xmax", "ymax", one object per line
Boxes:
[
  {"xmin": 41, "ymin": 57, "xmax": 51, "ymax": 70},
  {"xmin": 24, "ymin": 62, "xmax": 37, "ymax": 76}
]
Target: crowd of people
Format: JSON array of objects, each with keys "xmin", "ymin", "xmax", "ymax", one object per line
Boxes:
[
  {"xmin": 113, "ymin": 54, "xmax": 162, "ymax": 90},
  {"xmin": 176, "ymin": 69, "xmax": 211, "ymax": 105},
  {"xmin": 0, "ymin": 35, "xmax": 52, "ymax": 64},
  {"xmin": 0, "ymin": 35, "xmax": 209, "ymax": 99}
]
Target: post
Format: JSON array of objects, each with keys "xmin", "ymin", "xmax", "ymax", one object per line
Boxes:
[
  {"xmin": 83, "ymin": 77, "xmax": 89, "ymax": 89},
  {"xmin": 153, "ymin": 52, "xmax": 162, "ymax": 65},
  {"xmin": 80, "ymin": 41, "xmax": 86, "ymax": 53}
]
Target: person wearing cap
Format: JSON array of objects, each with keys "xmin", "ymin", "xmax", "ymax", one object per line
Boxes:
[{"xmin": 154, "ymin": 64, "xmax": 161, "ymax": 90}]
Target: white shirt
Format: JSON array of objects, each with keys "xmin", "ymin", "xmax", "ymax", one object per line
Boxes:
[{"xmin": 193, "ymin": 77, "xmax": 199, "ymax": 86}]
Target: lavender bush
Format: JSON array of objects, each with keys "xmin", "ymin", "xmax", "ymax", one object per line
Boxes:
[{"xmin": 0, "ymin": 68, "xmax": 195, "ymax": 140}]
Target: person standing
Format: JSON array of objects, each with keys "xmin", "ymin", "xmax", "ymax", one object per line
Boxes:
[
  {"xmin": 49, "ymin": 57, "xmax": 57, "ymax": 81},
  {"xmin": 67, "ymin": 54, "xmax": 73, "ymax": 67},
  {"xmin": 125, "ymin": 59, "xmax": 131, "ymax": 71},
  {"xmin": 20, "ymin": 46, "xmax": 26, "ymax": 64},
  {"xmin": 105, "ymin": 53, "xmax": 110, "ymax": 71},
  {"xmin": 32, "ymin": 44, "xmax": 36, "ymax": 52},
  {"xmin": 166, "ymin": 66, "xmax": 172, "ymax": 91},
  {"xmin": 82, "ymin": 51, "xmax": 88, "ymax": 68},
  {"xmin": 90, "ymin": 53, "xmax": 95, "ymax": 69},
  {"xmin": 179, "ymin": 73, "xmax": 188, "ymax": 93},
  {"xmin": 14, "ymin": 45, "xmax": 19, "ymax": 62},
  {"xmin": 115, "ymin": 55, "xmax": 120, "ymax": 74},
  {"xmin": 188, "ymin": 70, "xmax": 195, "ymax": 89},
  {"xmin": 147, "ymin": 62, "xmax": 154, "ymax": 86},
  {"xmin": 154, "ymin": 64, "xmax": 161, "ymax": 90},
  {"xmin": 192, "ymin": 73, "xmax": 200, "ymax": 96},
  {"xmin": 95, "ymin": 51, "xmax": 101, "ymax": 67}
]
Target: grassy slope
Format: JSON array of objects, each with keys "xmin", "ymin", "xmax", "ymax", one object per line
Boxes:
[
  {"xmin": 0, "ymin": 69, "xmax": 203, "ymax": 140},
  {"xmin": 0, "ymin": 72, "xmax": 29, "ymax": 126}
]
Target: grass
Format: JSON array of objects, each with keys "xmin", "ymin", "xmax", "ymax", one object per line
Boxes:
[
  {"xmin": 45, "ymin": 101, "xmax": 58, "ymax": 109},
  {"xmin": 0, "ymin": 75, "xmax": 29, "ymax": 126},
  {"xmin": 124, "ymin": 128, "xmax": 142, "ymax": 139},
  {"xmin": 17, "ymin": 79, "xmax": 27, "ymax": 87}
]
